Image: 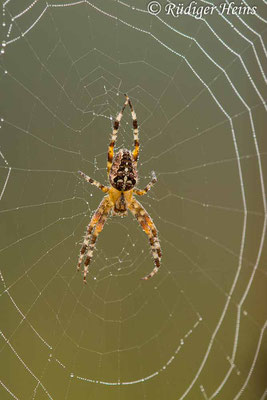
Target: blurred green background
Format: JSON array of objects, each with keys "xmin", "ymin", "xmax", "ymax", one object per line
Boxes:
[{"xmin": 0, "ymin": 1, "xmax": 266, "ymax": 399}]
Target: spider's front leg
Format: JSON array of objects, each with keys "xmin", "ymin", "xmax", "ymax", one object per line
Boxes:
[
  {"xmin": 133, "ymin": 171, "xmax": 157, "ymax": 196},
  {"xmin": 128, "ymin": 197, "xmax": 161, "ymax": 280},
  {"xmin": 77, "ymin": 195, "xmax": 112, "ymax": 282}
]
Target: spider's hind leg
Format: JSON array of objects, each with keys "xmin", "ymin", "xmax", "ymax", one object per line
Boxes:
[
  {"xmin": 127, "ymin": 96, "xmax": 139, "ymax": 163},
  {"xmin": 107, "ymin": 96, "xmax": 129, "ymax": 174}
]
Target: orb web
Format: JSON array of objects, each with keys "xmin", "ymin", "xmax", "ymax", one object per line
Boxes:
[{"xmin": 0, "ymin": 1, "xmax": 266, "ymax": 399}]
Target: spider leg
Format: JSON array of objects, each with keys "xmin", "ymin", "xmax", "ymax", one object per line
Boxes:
[
  {"xmin": 107, "ymin": 96, "xmax": 129, "ymax": 175},
  {"xmin": 127, "ymin": 96, "xmax": 139, "ymax": 163},
  {"xmin": 128, "ymin": 198, "xmax": 161, "ymax": 280},
  {"xmin": 82, "ymin": 198, "xmax": 112, "ymax": 282},
  {"xmin": 77, "ymin": 196, "xmax": 111, "ymax": 275},
  {"xmin": 133, "ymin": 171, "xmax": 157, "ymax": 196},
  {"xmin": 78, "ymin": 171, "xmax": 108, "ymax": 193}
]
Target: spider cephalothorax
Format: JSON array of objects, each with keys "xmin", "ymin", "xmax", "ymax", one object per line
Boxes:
[{"xmin": 77, "ymin": 95, "xmax": 161, "ymax": 282}]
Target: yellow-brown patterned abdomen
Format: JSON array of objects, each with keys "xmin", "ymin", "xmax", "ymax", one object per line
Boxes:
[{"xmin": 109, "ymin": 149, "xmax": 138, "ymax": 191}]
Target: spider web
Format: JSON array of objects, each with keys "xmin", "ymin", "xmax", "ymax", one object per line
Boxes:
[{"xmin": 0, "ymin": 0, "xmax": 267, "ymax": 399}]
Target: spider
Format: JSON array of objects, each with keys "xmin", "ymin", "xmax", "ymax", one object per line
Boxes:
[{"xmin": 77, "ymin": 95, "xmax": 161, "ymax": 282}]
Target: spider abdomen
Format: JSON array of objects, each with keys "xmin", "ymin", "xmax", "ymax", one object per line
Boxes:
[{"xmin": 109, "ymin": 149, "xmax": 137, "ymax": 191}]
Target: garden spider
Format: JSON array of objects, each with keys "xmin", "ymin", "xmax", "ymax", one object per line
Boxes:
[{"xmin": 77, "ymin": 95, "xmax": 161, "ymax": 282}]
